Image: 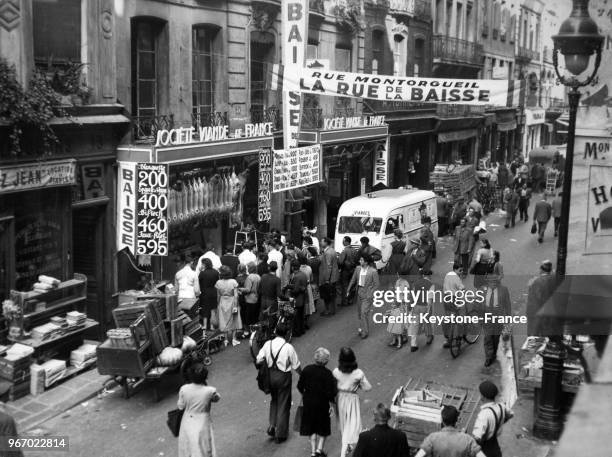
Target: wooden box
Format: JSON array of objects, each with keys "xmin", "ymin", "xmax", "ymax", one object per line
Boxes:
[
  {"xmin": 0, "ymin": 356, "xmax": 32, "ymax": 381},
  {"xmin": 96, "ymin": 340, "xmax": 155, "ymax": 378},
  {"xmin": 113, "ymin": 300, "xmax": 162, "ymax": 329}
]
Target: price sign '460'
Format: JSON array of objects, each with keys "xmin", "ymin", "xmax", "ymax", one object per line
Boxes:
[{"xmin": 136, "ymin": 163, "xmax": 169, "ymax": 256}]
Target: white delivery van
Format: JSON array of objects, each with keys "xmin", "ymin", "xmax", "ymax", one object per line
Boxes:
[{"xmin": 334, "ymin": 188, "xmax": 438, "ymax": 270}]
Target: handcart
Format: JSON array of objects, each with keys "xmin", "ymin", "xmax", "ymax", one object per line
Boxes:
[{"xmin": 390, "ymin": 377, "xmax": 482, "ymax": 455}]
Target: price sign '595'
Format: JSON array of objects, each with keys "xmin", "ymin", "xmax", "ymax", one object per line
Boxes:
[{"xmin": 136, "ymin": 163, "xmax": 169, "ymax": 256}]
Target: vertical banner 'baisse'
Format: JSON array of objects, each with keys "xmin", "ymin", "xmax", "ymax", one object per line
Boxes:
[
  {"xmin": 117, "ymin": 161, "xmax": 137, "ymax": 254},
  {"xmin": 282, "ymin": 0, "xmax": 308, "ymax": 148},
  {"xmin": 373, "ymin": 138, "xmax": 389, "ymax": 187}
]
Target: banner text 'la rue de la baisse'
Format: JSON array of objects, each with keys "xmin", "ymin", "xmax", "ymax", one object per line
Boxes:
[{"xmin": 295, "ymin": 69, "xmax": 525, "ymax": 107}]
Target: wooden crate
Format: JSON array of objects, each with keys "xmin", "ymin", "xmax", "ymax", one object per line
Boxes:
[
  {"xmin": 170, "ymin": 318, "xmax": 183, "ymax": 347},
  {"xmin": 0, "ymin": 356, "xmax": 32, "ymax": 381},
  {"xmin": 113, "ymin": 300, "xmax": 162, "ymax": 329},
  {"xmin": 150, "ymin": 324, "xmax": 169, "ymax": 354}
]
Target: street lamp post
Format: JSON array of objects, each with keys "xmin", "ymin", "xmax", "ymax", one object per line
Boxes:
[{"xmin": 533, "ymin": 0, "xmax": 603, "ymax": 441}]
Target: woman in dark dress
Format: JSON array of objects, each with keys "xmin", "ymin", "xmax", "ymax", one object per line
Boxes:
[
  {"xmin": 198, "ymin": 258, "xmax": 219, "ymax": 333},
  {"xmin": 297, "ymin": 347, "xmax": 337, "ymax": 457},
  {"xmin": 386, "ymin": 229, "xmax": 406, "ymax": 276}
]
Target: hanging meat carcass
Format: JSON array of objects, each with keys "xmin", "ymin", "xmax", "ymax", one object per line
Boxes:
[
  {"xmin": 201, "ymin": 176, "xmax": 208, "ymax": 215},
  {"xmin": 178, "ymin": 187, "xmax": 183, "ymax": 219},
  {"xmin": 225, "ymin": 173, "xmax": 233, "ymax": 211},
  {"xmin": 168, "ymin": 188, "xmax": 176, "ymax": 223},
  {"xmin": 230, "ymin": 169, "xmax": 248, "ymax": 227},
  {"xmin": 190, "ymin": 177, "xmax": 198, "ymax": 217}
]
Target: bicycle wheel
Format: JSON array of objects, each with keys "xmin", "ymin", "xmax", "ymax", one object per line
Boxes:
[
  {"xmin": 449, "ymin": 323, "xmax": 463, "ymax": 358},
  {"xmin": 463, "ymin": 309, "xmax": 481, "ymax": 345}
]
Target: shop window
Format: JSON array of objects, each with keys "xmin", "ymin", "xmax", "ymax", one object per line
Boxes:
[
  {"xmin": 14, "ymin": 189, "xmax": 68, "ymax": 292},
  {"xmin": 250, "ymin": 32, "xmax": 275, "ymax": 114},
  {"xmin": 33, "ymin": 0, "xmax": 81, "ymax": 64},
  {"xmin": 393, "ymin": 35, "xmax": 406, "ymax": 77},
  {"xmin": 131, "ymin": 18, "xmax": 166, "ymax": 119},
  {"xmin": 192, "ymin": 26, "xmax": 218, "ymax": 116}
]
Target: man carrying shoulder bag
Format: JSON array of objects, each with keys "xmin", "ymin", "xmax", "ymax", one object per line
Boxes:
[{"xmin": 256, "ymin": 323, "xmax": 302, "ymax": 444}]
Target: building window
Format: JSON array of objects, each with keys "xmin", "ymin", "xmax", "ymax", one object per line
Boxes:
[
  {"xmin": 250, "ymin": 32, "xmax": 275, "ymax": 113},
  {"xmin": 131, "ymin": 19, "xmax": 164, "ymax": 119},
  {"xmin": 307, "ymin": 43, "xmax": 318, "ymax": 60},
  {"xmin": 335, "ymin": 46, "xmax": 352, "ymax": 110},
  {"xmin": 372, "ymin": 30, "xmax": 384, "ymax": 75},
  {"xmin": 33, "ymin": 0, "xmax": 81, "ymax": 64},
  {"xmin": 192, "ymin": 26, "xmax": 217, "ymax": 116},
  {"xmin": 393, "ymin": 35, "xmax": 406, "ymax": 77},
  {"xmin": 414, "ymin": 39, "xmax": 425, "ymax": 77}
]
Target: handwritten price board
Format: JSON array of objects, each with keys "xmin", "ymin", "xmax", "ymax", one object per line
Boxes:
[
  {"xmin": 136, "ymin": 163, "xmax": 169, "ymax": 256},
  {"xmin": 272, "ymin": 145, "xmax": 322, "ymax": 192},
  {"xmin": 258, "ymin": 148, "xmax": 272, "ymax": 222}
]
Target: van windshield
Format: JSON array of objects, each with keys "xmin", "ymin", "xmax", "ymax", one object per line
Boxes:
[{"xmin": 338, "ymin": 216, "xmax": 383, "ymax": 234}]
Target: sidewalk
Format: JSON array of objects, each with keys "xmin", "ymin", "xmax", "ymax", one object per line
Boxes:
[{"xmin": 2, "ymin": 367, "xmax": 111, "ymax": 432}]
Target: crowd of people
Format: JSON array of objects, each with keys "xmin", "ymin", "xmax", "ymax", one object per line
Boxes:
[{"xmin": 170, "ymin": 164, "xmax": 562, "ymax": 456}]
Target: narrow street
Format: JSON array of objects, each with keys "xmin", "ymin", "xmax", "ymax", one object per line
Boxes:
[{"xmin": 31, "ymin": 206, "xmax": 555, "ymax": 457}]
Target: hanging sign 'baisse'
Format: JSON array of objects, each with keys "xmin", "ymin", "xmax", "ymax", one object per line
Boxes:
[{"xmin": 296, "ymin": 69, "xmax": 525, "ymax": 107}]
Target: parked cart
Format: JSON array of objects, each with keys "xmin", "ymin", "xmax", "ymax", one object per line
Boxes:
[{"xmin": 390, "ymin": 377, "xmax": 482, "ymax": 455}]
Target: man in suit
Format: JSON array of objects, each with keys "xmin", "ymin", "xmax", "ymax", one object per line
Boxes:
[
  {"xmin": 450, "ymin": 197, "xmax": 467, "ymax": 231},
  {"xmin": 338, "ymin": 236, "xmax": 358, "ymax": 306},
  {"xmin": 552, "ymin": 192, "xmax": 563, "ymax": 237},
  {"xmin": 454, "ymin": 218, "xmax": 474, "ymax": 276},
  {"xmin": 347, "ymin": 254, "xmax": 380, "ymax": 339},
  {"xmin": 517, "ymin": 183, "xmax": 531, "ymax": 222},
  {"xmin": 503, "ymin": 187, "xmax": 519, "ymax": 228},
  {"xmin": 526, "ymin": 260, "xmax": 557, "ymax": 336},
  {"xmin": 285, "ymin": 260, "xmax": 308, "ymax": 337},
  {"xmin": 533, "ymin": 195, "xmax": 552, "ymax": 243},
  {"xmin": 481, "ymin": 275, "xmax": 511, "ymax": 367},
  {"xmin": 319, "ymin": 237, "xmax": 340, "ymax": 317},
  {"xmin": 353, "ymin": 403, "xmax": 410, "ymax": 457},
  {"xmin": 358, "ymin": 237, "xmax": 382, "ymax": 269}
]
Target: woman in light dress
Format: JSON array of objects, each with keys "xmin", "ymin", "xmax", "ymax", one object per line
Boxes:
[
  {"xmin": 387, "ymin": 273, "xmax": 410, "ymax": 349},
  {"xmin": 215, "ymin": 265, "xmax": 242, "ymax": 346},
  {"xmin": 333, "ymin": 347, "xmax": 372, "ymax": 457},
  {"xmin": 178, "ymin": 362, "xmax": 220, "ymax": 457},
  {"xmin": 298, "ymin": 253, "xmax": 317, "ymax": 329}
]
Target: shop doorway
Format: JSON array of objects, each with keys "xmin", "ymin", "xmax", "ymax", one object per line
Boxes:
[{"xmin": 72, "ymin": 206, "xmax": 106, "ymax": 337}]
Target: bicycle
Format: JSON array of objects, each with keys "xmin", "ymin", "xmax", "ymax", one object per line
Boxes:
[
  {"xmin": 249, "ymin": 298, "xmax": 296, "ymax": 360},
  {"xmin": 448, "ymin": 305, "xmax": 482, "ymax": 359}
]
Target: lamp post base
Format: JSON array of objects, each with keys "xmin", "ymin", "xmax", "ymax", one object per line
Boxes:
[{"xmin": 533, "ymin": 338, "xmax": 567, "ymax": 440}]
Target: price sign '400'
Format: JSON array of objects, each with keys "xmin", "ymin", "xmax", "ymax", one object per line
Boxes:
[
  {"xmin": 258, "ymin": 148, "xmax": 272, "ymax": 222},
  {"xmin": 136, "ymin": 163, "xmax": 169, "ymax": 256}
]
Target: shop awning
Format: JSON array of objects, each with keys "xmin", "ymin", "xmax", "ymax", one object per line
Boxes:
[
  {"xmin": 117, "ymin": 136, "xmax": 274, "ymax": 165},
  {"xmin": 497, "ymin": 120, "xmax": 517, "ymax": 131},
  {"xmin": 299, "ymin": 125, "xmax": 388, "ymax": 145},
  {"xmin": 49, "ymin": 114, "xmax": 131, "ymax": 125},
  {"xmin": 437, "ymin": 129, "xmax": 478, "ymax": 143}
]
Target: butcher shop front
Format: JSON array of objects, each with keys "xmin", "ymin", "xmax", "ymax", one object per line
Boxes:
[{"xmin": 116, "ymin": 123, "xmax": 274, "ymax": 288}]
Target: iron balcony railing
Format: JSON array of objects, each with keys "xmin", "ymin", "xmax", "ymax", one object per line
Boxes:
[
  {"xmin": 433, "ymin": 35, "xmax": 483, "ymax": 66},
  {"xmin": 250, "ymin": 106, "xmax": 282, "ymax": 131},
  {"xmin": 301, "ymin": 107, "xmax": 361, "ymax": 129},
  {"xmin": 517, "ymin": 46, "xmax": 540, "ymax": 62},
  {"xmin": 310, "ymin": 0, "xmax": 325, "ymax": 16},
  {"xmin": 191, "ymin": 111, "xmax": 229, "ymax": 129},
  {"xmin": 389, "ymin": 0, "xmax": 430, "ymax": 18},
  {"xmin": 132, "ymin": 114, "xmax": 174, "ymax": 143}
]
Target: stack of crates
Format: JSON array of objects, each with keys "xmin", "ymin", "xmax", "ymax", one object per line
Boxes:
[{"xmin": 0, "ymin": 354, "xmax": 32, "ymax": 401}]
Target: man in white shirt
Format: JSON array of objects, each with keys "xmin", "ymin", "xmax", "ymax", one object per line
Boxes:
[
  {"xmin": 256, "ymin": 324, "xmax": 302, "ymax": 443},
  {"xmin": 267, "ymin": 240, "xmax": 284, "ymax": 279},
  {"xmin": 442, "ymin": 263, "xmax": 466, "ymax": 348},
  {"xmin": 472, "ymin": 380, "xmax": 514, "ymax": 457},
  {"xmin": 197, "ymin": 246, "xmax": 222, "ymax": 272},
  {"xmin": 238, "ymin": 241, "xmax": 257, "ymax": 266}
]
